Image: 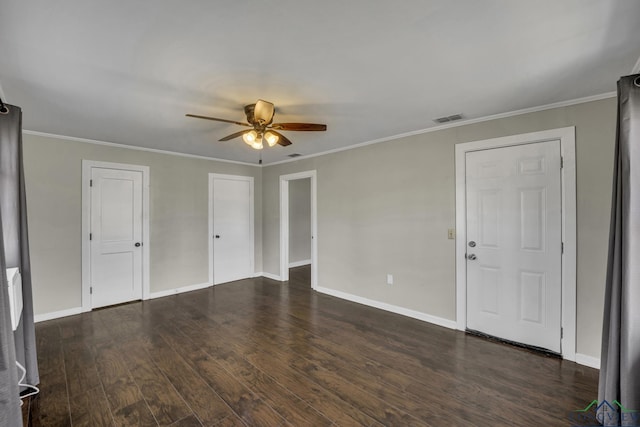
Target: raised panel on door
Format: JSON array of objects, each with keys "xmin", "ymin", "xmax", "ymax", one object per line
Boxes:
[
  {"xmin": 519, "ymin": 188, "xmax": 546, "ymax": 251},
  {"xmin": 212, "ymin": 176, "xmax": 253, "ymax": 285},
  {"xmin": 519, "ymin": 271, "xmax": 545, "ymax": 324},
  {"xmin": 466, "ymin": 140, "xmax": 562, "ymax": 353},
  {"xmin": 91, "ymin": 168, "xmax": 143, "ymax": 308}
]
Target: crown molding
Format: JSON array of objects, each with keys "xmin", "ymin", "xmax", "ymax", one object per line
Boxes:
[
  {"xmin": 265, "ymin": 91, "xmax": 616, "ymax": 167},
  {"xmin": 22, "ymin": 130, "xmax": 260, "ymax": 167},
  {"xmin": 22, "ymin": 90, "xmax": 615, "ymax": 168}
]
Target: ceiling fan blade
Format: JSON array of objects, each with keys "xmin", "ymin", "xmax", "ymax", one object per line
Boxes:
[
  {"xmin": 186, "ymin": 113, "xmax": 251, "ymax": 127},
  {"xmin": 270, "ymin": 123, "xmax": 327, "ymax": 131},
  {"xmin": 219, "ymin": 130, "xmax": 251, "ymax": 141},
  {"xmin": 269, "ymin": 130, "xmax": 292, "ymax": 146},
  {"xmin": 254, "ymin": 99, "xmax": 275, "ymax": 125}
]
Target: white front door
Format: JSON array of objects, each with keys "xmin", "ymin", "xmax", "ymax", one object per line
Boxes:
[
  {"xmin": 90, "ymin": 167, "xmax": 143, "ymax": 308},
  {"xmin": 465, "ymin": 140, "xmax": 562, "ymax": 353},
  {"xmin": 212, "ymin": 175, "xmax": 253, "ymax": 284}
]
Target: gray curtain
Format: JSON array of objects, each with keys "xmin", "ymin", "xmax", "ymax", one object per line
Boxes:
[
  {"xmin": 0, "ymin": 213, "xmax": 21, "ymax": 427},
  {"xmin": 0, "ymin": 103, "xmax": 38, "ymax": 426},
  {"xmin": 598, "ymin": 74, "xmax": 640, "ymax": 426}
]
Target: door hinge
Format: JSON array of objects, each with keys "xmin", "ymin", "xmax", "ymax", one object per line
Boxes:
[
  {"xmin": 560, "ymin": 157, "xmax": 564, "ymax": 169},
  {"xmin": 90, "ymin": 287, "xmax": 93, "ymax": 295},
  {"xmin": 561, "ymin": 242, "xmax": 564, "ymax": 253},
  {"xmin": 90, "ymin": 233, "xmax": 92, "ymax": 240},
  {"xmin": 561, "ymin": 327, "xmax": 563, "ymax": 339},
  {"xmin": 90, "ymin": 179, "xmax": 93, "ymax": 187}
]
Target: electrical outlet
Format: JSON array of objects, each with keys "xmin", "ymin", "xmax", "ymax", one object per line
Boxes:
[
  {"xmin": 387, "ymin": 274, "xmax": 393, "ymax": 285},
  {"xmin": 448, "ymin": 228, "xmax": 456, "ymax": 239}
]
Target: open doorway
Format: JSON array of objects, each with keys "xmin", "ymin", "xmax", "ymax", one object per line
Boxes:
[
  {"xmin": 279, "ymin": 170, "xmax": 318, "ymax": 289},
  {"xmin": 288, "ymin": 178, "xmax": 311, "ymax": 286}
]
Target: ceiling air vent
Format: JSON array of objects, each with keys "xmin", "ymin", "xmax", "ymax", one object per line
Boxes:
[
  {"xmin": 433, "ymin": 114, "xmax": 464, "ymax": 124},
  {"xmin": 288, "ymin": 153, "xmax": 302, "ymax": 158}
]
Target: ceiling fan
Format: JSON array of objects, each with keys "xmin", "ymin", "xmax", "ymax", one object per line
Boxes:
[{"xmin": 186, "ymin": 99, "xmax": 327, "ymax": 150}]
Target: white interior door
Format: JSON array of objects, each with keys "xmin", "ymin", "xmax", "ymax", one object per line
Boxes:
[
  {"xmin": 212, "ymin": 175, "xmax": 253, "ymax": 284},
  {"xmin": 465, "ymin": 140, "xmax": 562, "ymax": 353},
  {"xmin": 90, "ymin": 167, "xmax": 143, "ymax": 308}
]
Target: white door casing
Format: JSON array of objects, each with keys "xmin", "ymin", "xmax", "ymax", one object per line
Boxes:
[
  {"xmin": 279, "ymin": 170, "xmax": 318, "ymax": 288},
  {"xmin": 455, "ymin": 127, "xmax": 576, "ymax": 360},
  {"xmin": 81, "ymin": 161, "xmax": 150, "ymax": 311},
  {"xmin": 465, "ymin": 141, "xmax": 562, "ymax": 353},
  {"xmin": 209, "ymin": 174, "xmax": 254, "ymax": 285}
]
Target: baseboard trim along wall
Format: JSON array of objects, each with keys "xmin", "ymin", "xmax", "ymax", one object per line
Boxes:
[
  {"xmin": 289, "ymin": 259, "xmax": 311, "ymax": 268},
  {"xmin": 575, "ymin": 353, "xmax": 601, "ymax": 370},
  {"xmin": 260, "ymin": 272, "xmax": 283, "ymax": 281},
  {"xmin": 313, "ymin": 286, "xmax": 601, "ymax": 370},
  {"xmin": 315, "ymin": 286, "xmax": 458, "ymax": 330},
  {"xmin": 32, "ymin": 279, "xmax": 602, "ymax": 371},
  {"xmin": 148, "ymin": 282, "xmax": 211, "ymax": 299},
  {"xmin": 34, "ymin": 282, "xmax": 213, "ymax": 321},
  {"xmin": 35, "ymin": 307, "xmax": 83, "ymax": 323}
]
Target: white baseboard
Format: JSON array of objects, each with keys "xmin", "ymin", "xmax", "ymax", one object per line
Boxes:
[
  {"xmin": 259, "ymin": 272, "xmax": 283, "ymax": 281},
  {"xmin": 289, "ymin": 259, "xmax": 311, "ymax": 268},
  {"xmin": 315, "ymin": 286, "xmax": 458, "ymax": 330},
  {"xmin": 35, "ymin": 307, "xmax": 83, "ymax": 323},
  {"xmin": 575, "ymin": 353, "xmax": 600, "ymax": 369},
  {"xmin": 148, "ymin": 282, "xmax": 211, "ymax": 299}
]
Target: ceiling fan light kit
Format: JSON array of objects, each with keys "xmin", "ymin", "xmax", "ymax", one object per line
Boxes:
[
  {"xmin": 264, "ymin": 131, "xmax": 279, "ymax": 147},
  {"xmin": 187, "ymin": 99, "xmax": 326, "ymax": 150}
]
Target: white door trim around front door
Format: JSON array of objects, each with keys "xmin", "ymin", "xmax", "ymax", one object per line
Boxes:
[
  {"xmin": 280, "ymin": 170, "xmax": 318, "ymax": 289},
  {"xmin": 208, "ymin": 173, "xmax": 255, "ymax": 286},
  {"xmin": 455, "ymin": 127, "xmax": 577, "ymax": 361},
  {"xmin": 81, "ymin": 160, "xmax": 150, "ymax": 312}
]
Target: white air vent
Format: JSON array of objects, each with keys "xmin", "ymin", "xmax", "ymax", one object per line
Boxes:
[
  {"xmin": 6, "ymin": 268, "xmax": 22, "ymax": 331},
  {"xmin": 433, "ymin": 113, "xmax": 464, "ymax": 124}
]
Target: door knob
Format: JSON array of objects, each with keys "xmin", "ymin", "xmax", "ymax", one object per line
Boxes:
[
  {"xmin": 467, "ymin": 254, "xmax": 477, "ymax": 260},
  {"xmin": 468, "ymin": 241, "xmax": 476, "ymax": 247},
  {"xmin": 135, "ymin": 242, "xmax": 141, "ymax": 247},
  {"xmin": 215, "ymin": 235, "xmax": 220, "ymax": 239}
]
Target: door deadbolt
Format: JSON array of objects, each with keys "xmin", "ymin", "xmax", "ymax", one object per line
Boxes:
[
  {"xmin": 215, "ymin": 235, "xmax": 220, "ymax": 239},
  {"xmin": 468, "ymin": 241, "xmax": 476, "ymax": 247},
  {"xmin": 135, "ymin": 242, "xmax": 141, "ymax": 247}
]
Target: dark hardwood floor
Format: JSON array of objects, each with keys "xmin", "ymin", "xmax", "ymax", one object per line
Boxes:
[{"xmin": 25, "ymin": 266, "xmax": 598, "ymax": 426}]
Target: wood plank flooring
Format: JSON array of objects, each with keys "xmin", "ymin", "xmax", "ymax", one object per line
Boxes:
[{"xmin": 25, "ymin": 266, "xmax": 598, "ymax": 426}]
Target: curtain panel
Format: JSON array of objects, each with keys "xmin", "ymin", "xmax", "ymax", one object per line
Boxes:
[
  {"xmin": 598, "ymin": 74, "xmax": 640, "ymax": 426},
  {"xmin": 0, "ymin": 103, "xmax": 39, "ymax": 426}
]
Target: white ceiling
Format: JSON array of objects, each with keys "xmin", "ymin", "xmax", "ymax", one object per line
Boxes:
[{"xmin": 1, "ymin": 1, "xmax": 639, "ymax": 165}]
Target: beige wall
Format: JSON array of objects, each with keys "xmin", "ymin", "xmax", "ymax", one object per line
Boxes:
[
  {"xmin": 23, "ymin": 133, "xmax": 262, "ymax": 315},
  {"xmin": 262, "ymin": 97, "xmax": 617, "ymax": 359},
  {"xmin": 22, "ymin": 97, "xmax": 615, "ymax": 359},
  {"xmin": 289, "ymin": 178, "xmax": 312, "ymax": 264}
]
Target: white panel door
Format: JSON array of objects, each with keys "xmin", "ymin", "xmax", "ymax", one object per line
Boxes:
[
  {"xmin": 213, "ymin": 176, "xmax": 253, "ymax": 284},
  {"xmin": 90, "ymin": 168, "xmax": 143, "ymax": 308},
  {"xmin": 466, "ymin": 140, "xmax": 562, "ymax": 353}
]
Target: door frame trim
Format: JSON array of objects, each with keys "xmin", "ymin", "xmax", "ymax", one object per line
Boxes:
[
  {"xmin": 208, "ymin": 173, "xmax": 255, "ymax": 285},
  {"xmin": 279, "ymin": 170, "xmax": 318, "ymax": 289},
  {"xmin": 81, "ymin": 160, "xmax": 151, "ymax": 312},
  {"xmin": 454, "ymin": 127, "xmax": 576, "ymax": 361}
]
